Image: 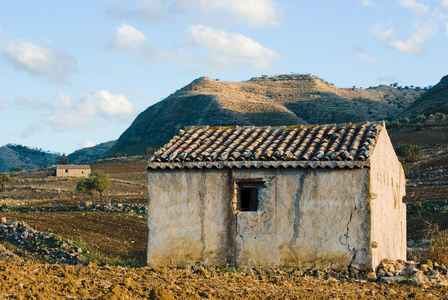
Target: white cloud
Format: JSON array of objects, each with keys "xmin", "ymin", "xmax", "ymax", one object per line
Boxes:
[
  {"xmin": 0, "ymin": 39, "xmax": 78, "ymax": 83},
  {"xmin": 80, "ymin": 140, "xmax": 96, "ymax": 148},
  {"xmin": 107, "ymin": 23, "xmax": 148, "ymax": 50},
  {"xmin": 354, "ymin": 46, "xmax": 375, "ymax": 63},
  {"xmin": 46, "ymin": 90, "xmax": 140, "ymax": 131},
  {"xmin": 57, "ymin": 92, "xmax": 71, "ymax": 109},
  {"xmin": 443, "ymin": 0, "xmax": 448, "ymax": 7},
  {"xmin": 373, "ymin": 22, "xmax": 436, "ymax": 55},
  {"xmin": 187, "ymin": 25, "xmax": 277, "ymax": 58},
  {"xmin": 360, "ymin": 0, "xmax": 381, "ymax": 8},
  {"xmin": 186, "ymin": 25, "xmax": 279, "ymax": 70},
  {"xmin": 177, "ymin": 0, "xmax": 282, "ymax": 28},
  {"xmin": 15, "ymin": 96, "xmax": 51, "ymax": 109},
  {"xmin": 106, "ymin": 0, "xmax": 282, "ymax": 29},
  {"xmin": 77, "ymin": 90, "xmax": 139, "ymax": 117},
  {"xmin": 398, "ymin": 0, "xmax": 430, "ymax": 13},
  {"xmin": 0, "ymin": 27, "xmax": 3, "ymax": 36},
  {"xmin": 105, "ymin": 0, "xmax": 172, "ymax": 22},
  {"xmin": 47, "ymin": 112, "xmax": 92, "ymax": 131}
]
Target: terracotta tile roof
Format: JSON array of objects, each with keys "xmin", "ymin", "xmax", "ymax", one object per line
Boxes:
[
  {"xmin": 56, "ymin": 165, "xmax": 90, "ymax": 169},
  {"xmin": 147, "ymin": 122, "xmax": 383, "ymax": 170}
]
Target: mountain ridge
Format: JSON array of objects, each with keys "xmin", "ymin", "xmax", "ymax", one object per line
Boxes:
[{"xmin": 104, "ymin": 74, "xmax": 425, "ymax": 156}]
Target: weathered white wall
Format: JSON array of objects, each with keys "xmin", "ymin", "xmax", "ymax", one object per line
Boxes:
[
  {"xmin": 147, "ymin": 167, "xmax": 373, "ymax": 270},
  {"xmin": 56, "ymin": 167, "xmax": 90, "ymax": 178},
  {"xmin": 232, "ymin": 168, "xmax": 371, "ymax": 270},
  {"xmin": 147, "ymin": 169, "xmax": 234, "ymax": 267},
  {"xmin": 369, "ymin": 128, "xmax": 406, "ymax": 268}
]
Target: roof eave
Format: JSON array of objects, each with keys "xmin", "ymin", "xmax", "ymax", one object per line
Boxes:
[{"xmin": 147, "ymin": 160, "xmax": 370, "ymax": 170}]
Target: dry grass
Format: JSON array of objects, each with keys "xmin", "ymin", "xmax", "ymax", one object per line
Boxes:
[{"xmin": 425, "ymin": 222, "xmax": 448, "ymax": 265}]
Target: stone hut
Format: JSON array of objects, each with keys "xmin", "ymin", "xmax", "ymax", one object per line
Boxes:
[
  {"xmin": 146, "ymin": 122, "xmax": 406, "ymax": 271},
  {"xmin": 55, "ymin": 165, "xmax": 91, "ymax": 178}
]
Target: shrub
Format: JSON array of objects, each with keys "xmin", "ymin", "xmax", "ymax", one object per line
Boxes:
[
  {"xmin": 400, "ymin": 117, "xmax": 410, "ymax": 125},
  {"xmin": 112, "ymin": 152, "xmax": 121, "ymax": 158},
  {"xmin": 58, "ymin": 155, "xmax": 69, "ymax": 165},
  {"xmin": 435, "ymin": 112, "xmax": 446, "ymax": 124},
  {"xmin": 425, "ymin": 222, "xmax": 448, "ymax": 265},
  {"xmin": 76, "ymin": 171, "xmax": 111, "ymax": 200},
  {"xmin": 0, "ymin": 173, "xmax": 10, "ymax": 190},
  {"xmin": 416, "ymin": 114, "xmax": 426, "ymax": 123},
  {"xmin": 395, "ymin": 144, "xmax": 423, "ymax": 161},
  {"xmin": 415, "ymin": 122, "xmax": 423, "ymax": 131}
]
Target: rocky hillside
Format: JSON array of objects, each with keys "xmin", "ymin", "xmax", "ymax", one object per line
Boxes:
[
  {"xmin": 398, "ymin": 74, "xmax": 448, "ymax": 117},
  {"xmin": 67, "ymin": 140, "xmax": 116, "ymax": 164},
  {"xmin": 106, "ymin": 74, "xmax": 424, "ymax": 156},
  {"xmin": 0, "ymin": 144, "xmax": 60, "ymax": 173}
]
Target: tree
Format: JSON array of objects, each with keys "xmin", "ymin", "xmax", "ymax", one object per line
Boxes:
[
  {"xmin": 400, "ymin": 117, "xmax": 410, "ymax": 126},
  {"xmin": 395, "ymin": 144, "xmax": 423, "ymax": 161},
  {"xmin": 0, "ymin": 173, "xmax": 10, "ymax": 190},
  {"xmin": 58, "ymin": 155, "xmax": 69, "ymax": 165},
  {"xmin": 112, "ymin": 152, "xmax": 121, "ymax": 158},
  {"xmin": 435, "ymin": 112, "xmax": 446, "ymax": 124},
  {"xmin": 416, "ymin": 114, "xmax": 426, "ymax": 124},
  {"xmin": 76, "ymin": 171, "xmax": 111, "ymax": 200}
]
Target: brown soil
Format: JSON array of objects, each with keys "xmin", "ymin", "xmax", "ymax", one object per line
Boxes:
[
  {"xmin": 2, "ymin": 142, "xmax": 448, "ymax": 298},
  {"xmin": 0, "ymin": 211, "xmax": 147, "ymax": 264},
  {"xmin": 405, "ymin": 185, "xmax": 448, "ymax": 203},
  {"xmin": 0, "ymin": 261, "xmax": 447, "ymax": 299},
  {"xmin": 389, "ymin": 126, "xmax": 448, "ymax": 147}
]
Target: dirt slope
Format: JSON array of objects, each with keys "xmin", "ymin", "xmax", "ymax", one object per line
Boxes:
[{"xmin": 106, "ymin": 74, "xmax": 423, "ymax": 156}]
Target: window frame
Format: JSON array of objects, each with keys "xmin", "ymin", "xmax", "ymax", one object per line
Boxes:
[{"xmin": 234, "ymin": 179, "xmax": 266, "ymax": 212}]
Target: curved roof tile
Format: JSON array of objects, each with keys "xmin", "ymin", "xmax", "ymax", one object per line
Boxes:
[{"xmin": 147, "ymin": 122, "xmax": 383, "ymax": 170}]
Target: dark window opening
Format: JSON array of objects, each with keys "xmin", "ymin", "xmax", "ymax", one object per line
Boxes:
[
  {"xmin": 239, "ymin": 188, "xmax": 258, "ymax": 211},
  {"xmin": 237, "ymin": 181, "xmax": 264, "ymax": 211},
  {"xmin": 65, "ymin": 169, "xmax": 68, "ymax": 173}
]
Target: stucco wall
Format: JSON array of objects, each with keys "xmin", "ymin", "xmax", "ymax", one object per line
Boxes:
[
  {"xmin": 56, "ymin": 168, "xmax": 90, "ymax": 178},
  {"xmin": 147, "ymin": 167, "xmax": 372, "ymax": 270},
  {"xmin": 147, "ymin": 169, "xmax": 234, "ymax": 267},
  {"xmin": 368, "ymin": 128, "xmax": 406, "ymax": 268}
]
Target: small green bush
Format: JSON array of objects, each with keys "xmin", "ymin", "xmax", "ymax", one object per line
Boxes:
[
  {"xmin": 435, "ymin": 112, "xmax": 446, "ymax": 123},
  {"xmin": 76, "ymin": 171, "xmax": 111, "ymax": 199},
  {"xmin": 0, "ymin": 173, "xmax": 10, "ymax": 190},
  {"xmin": 416, "ymin": 114, "xmax": 426, "ymax": 123},
  {"xmin": 415, "ymin": 122, "xmax": 423, "ymax": 131},
  {"xmin": 395, "ymin": 144, "xmax": 423, "ymax": 161}
]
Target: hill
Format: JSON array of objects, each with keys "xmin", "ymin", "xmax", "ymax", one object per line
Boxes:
[
  {"xmin": 106, "ymin": 74, "xmax": 424, "ymax": 156},
  {"xmin": 1, "ymin": 126, "xmax": 448, "ymax": 298},
  {"xmin": 67, "ymin": 140, "xmax": 116, "ymax": 164},
  {"xmin": 0, "ymin": 144, "xmax": 60, "ymax": 173},
  {"xmin": 398, "ymin": 74, "xmax": 448, "ymax": 118}
]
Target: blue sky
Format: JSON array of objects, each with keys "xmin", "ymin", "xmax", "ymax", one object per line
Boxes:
[{"xmin": 0, "ymin": 0, "xmax": 447, "ymax": 154}]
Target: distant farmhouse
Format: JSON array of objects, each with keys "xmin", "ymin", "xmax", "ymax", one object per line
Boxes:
[
  {"xmin": 54, "ymin": 165, "xmax": 91, "ymax": 178},
  {"xmin": 146, "ymin": 122, "xmax": 406, "ymax": 271}
]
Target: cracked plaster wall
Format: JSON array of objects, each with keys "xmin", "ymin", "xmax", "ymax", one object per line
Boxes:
[
  {"xmin": 147, "ymin": 167, "xmax": 375, "ymax": 270},
  {"xmin": 369, "ymin": 128, "xmax": 406, "ymax": 269},
  {"xmin": 238, "ymin": 168, "xmax": 371, "ymax": 270},
  {"xmin": 147, "ymin": 169, "xmax": 235, "ymax": 267}
]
